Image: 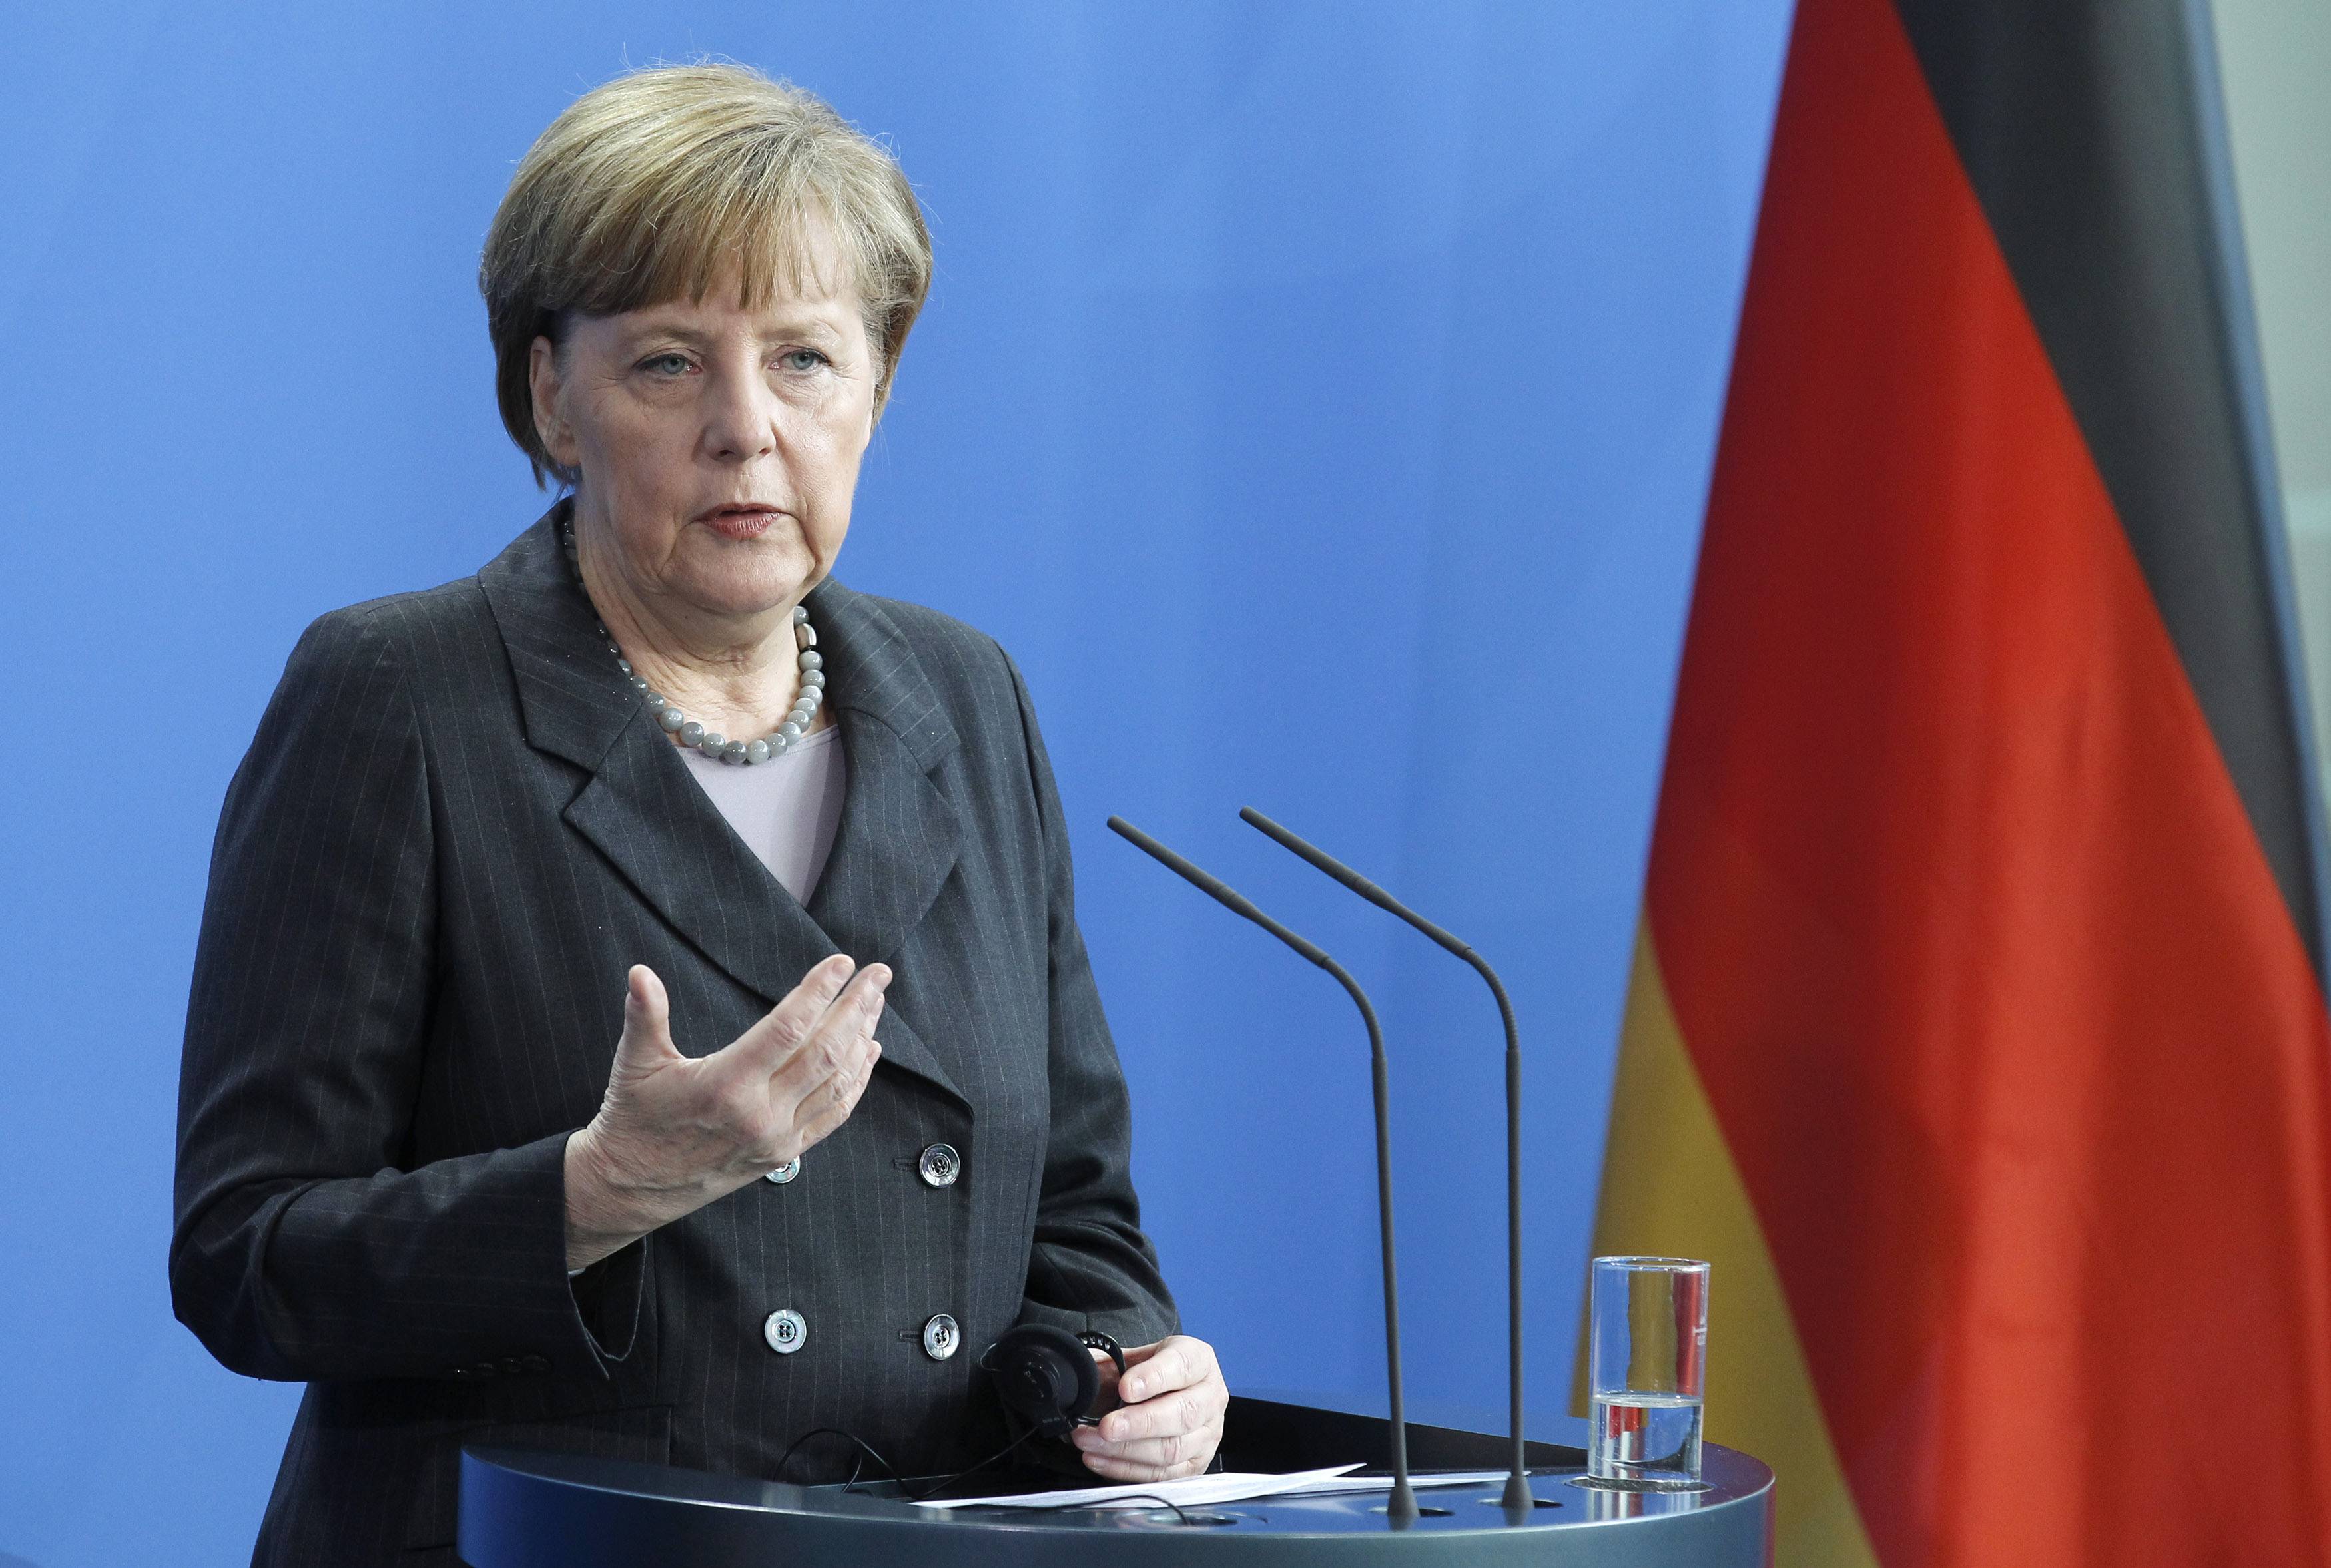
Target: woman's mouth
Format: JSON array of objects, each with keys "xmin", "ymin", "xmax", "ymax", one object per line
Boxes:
[{"xmin": 699, "ymin": 505, "xmax": 781, "ymax": 540}]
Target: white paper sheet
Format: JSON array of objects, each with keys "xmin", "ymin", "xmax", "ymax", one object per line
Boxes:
[
  {"xmin": 915, "ymin": 1463, "xmax": 1514, "ymax": 1511},
  {"xmin": 1267, "ymin": 1468, "xmax": 1511, "ymax": 1499}
]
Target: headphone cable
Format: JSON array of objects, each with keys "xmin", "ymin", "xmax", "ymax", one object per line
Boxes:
[{"xmin": 773, "ymin": 1423, "xmax": 1044, "ymax": 1503}]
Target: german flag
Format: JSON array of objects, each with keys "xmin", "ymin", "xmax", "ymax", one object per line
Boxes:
[{"xmin": 1584, "ymin": 0, "xmax": 2331, "ymax": 1563}]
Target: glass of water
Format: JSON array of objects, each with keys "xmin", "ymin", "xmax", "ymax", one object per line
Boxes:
[{"xmin": 1586, "ymin": 1256, "xmax": 1709, "ymax": 1489}]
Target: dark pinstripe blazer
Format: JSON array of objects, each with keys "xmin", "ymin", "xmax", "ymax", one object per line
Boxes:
[{"xmin": 170, "ymin": 507, "xmax": 1177, "ymax": 1565}]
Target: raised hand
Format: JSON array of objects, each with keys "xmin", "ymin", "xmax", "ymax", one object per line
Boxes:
[{"xmin": 563, "ymin": 954, "xmax": 886, "ymax": 1268}]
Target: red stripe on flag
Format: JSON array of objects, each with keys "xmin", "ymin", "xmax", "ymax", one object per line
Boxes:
[{"xmin": 1645, "ymin": 0, "xmax": 2331, "ymax": 1563}]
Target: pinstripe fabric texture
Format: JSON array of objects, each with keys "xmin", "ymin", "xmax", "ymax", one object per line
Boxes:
[{"xmin": 171, "ymin": 506, "xmax": 1177, "ymax": 1565}]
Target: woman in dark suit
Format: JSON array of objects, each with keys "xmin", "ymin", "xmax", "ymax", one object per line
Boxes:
[{"xmin": 170, "ymin": 63, "xmax": 1226, "ymax": 1566}]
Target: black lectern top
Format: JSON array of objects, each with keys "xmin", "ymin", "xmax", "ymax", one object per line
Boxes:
[{"xmin": 460, "ymin": 1395, "xmax": 1771, "ymax": 1567}]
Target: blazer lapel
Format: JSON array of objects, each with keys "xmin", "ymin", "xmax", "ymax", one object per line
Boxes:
[
  {"xmin": 802, "ymin": 577, "xmax": 965, "ymax": 978},
  {"xmin": 479, "ymin": 509, "xmax": 964, "ymax": 1105}
]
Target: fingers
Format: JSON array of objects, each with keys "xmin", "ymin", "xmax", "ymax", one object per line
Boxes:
[
  {"xmin": 1089, "ymin": 1382, "xmax": 1216, "ymax": 1446},
  {"xmin": 625, "ymin": 964, "xmax": 669, "ymax": 1031},
  {"xmin": 728, "ymin": 956, "xmax": 887, "ymax": 1079},
  {"xmin": 1115, "ymin": 1337, "xmax": 1219, "ymax": 1410},
  {"xmin": 1074, "ymin": 1409, "xmax": 1225, "ymax": 1481},
  {"xmin": 789, "ymin": 1034, "xmax": 882, "ymax": 1150},
  {"xmin": 1077, "ymin": 1434, "xmax": 1222, "ymax": 1479},
  {"xmin": 765, "ymin": 965, "xmax": 890, "ymax": 1108},
  {"xmin": 1072, "ymin": 1336, "xmax": 1228, "ymax": 1481},
  {"xmin": 608, "ymin": 965, "xmax": 681, "ymax": 1084}
]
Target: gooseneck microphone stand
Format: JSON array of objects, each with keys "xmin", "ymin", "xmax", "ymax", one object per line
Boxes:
[
  {"xmin": 1106, "ymin": 816, "xmax": 1420, "ymax": 1528},
  {"xmin": 1238, "ymin": 806, "xmax": 1540, "ymax": 1513}
]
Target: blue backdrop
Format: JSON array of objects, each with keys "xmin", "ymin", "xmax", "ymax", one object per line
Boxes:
[{"xmin": 0, "ymin": 5, "xmax": 1790, "ymax": 1563}]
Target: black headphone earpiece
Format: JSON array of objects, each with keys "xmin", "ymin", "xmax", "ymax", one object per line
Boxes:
[{"xmin": 978, "ymin": 1324, "xmax": 1128, "ymax": 1439}]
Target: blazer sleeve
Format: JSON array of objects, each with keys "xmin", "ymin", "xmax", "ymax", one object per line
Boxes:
[
  {"xmin": 170, "ymin": 605, "xmax": 641, "ymax": 1384},
  {"xmin": 1001, "ymin": 653, "xmax": 1181, "ymax": 1348}
]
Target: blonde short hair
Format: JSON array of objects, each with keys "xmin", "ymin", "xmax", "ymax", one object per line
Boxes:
[{"xmin": 480, "ymin": 64, "xmax": 932, "ymax": 487}]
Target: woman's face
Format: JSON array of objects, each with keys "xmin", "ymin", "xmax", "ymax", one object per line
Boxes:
[{"xmin": 530, "ymin": 218, "xmax": 878, "ymax": 625}]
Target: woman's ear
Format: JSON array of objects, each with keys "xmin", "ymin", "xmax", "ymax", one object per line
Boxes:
[
  {"xmin": 528, "ymin": 336, "xmax": 576, "ymax": 469},
  {"xmin": 856, "ymin": 357, "xmax": 884, "ymax": 445}
]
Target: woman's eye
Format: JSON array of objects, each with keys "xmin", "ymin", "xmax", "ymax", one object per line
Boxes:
[
  {"xmin": 780, "ymin": 350, "xmax": 829, "ymax": 373},
  {"xmin": 640, "ymin": 353, "xmax": 693, "ymax": 376}
]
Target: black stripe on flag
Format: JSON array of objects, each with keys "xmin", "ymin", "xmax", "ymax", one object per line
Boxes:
[{"xmin": 1890, "ymin": 0, "xmax": 2328, "ymax": 976}]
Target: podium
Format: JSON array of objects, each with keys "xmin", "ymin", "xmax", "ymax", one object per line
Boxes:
[{"xmin": 458, "ymin": 1392, "xmax": 1772, "ymax": 1565}]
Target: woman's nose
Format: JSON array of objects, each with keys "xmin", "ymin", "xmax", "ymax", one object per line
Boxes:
[{"xmin": 701, "ymin": 368, "xmax": 779, "ymax": 463}]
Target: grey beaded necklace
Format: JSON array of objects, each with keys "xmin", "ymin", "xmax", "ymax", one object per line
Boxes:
[{"xmin": 563, "ymin": 523, "xmax": 827, "ymax": 766}]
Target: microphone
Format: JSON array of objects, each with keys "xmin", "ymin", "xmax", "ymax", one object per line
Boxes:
[
  {"xmin": 1105, "ymin": 816, "xmax": 1419, "ymax": 1527},
  {"xmin": 1238, "ymin": 806, "xmax": 1540, "ymax": 1513}
]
